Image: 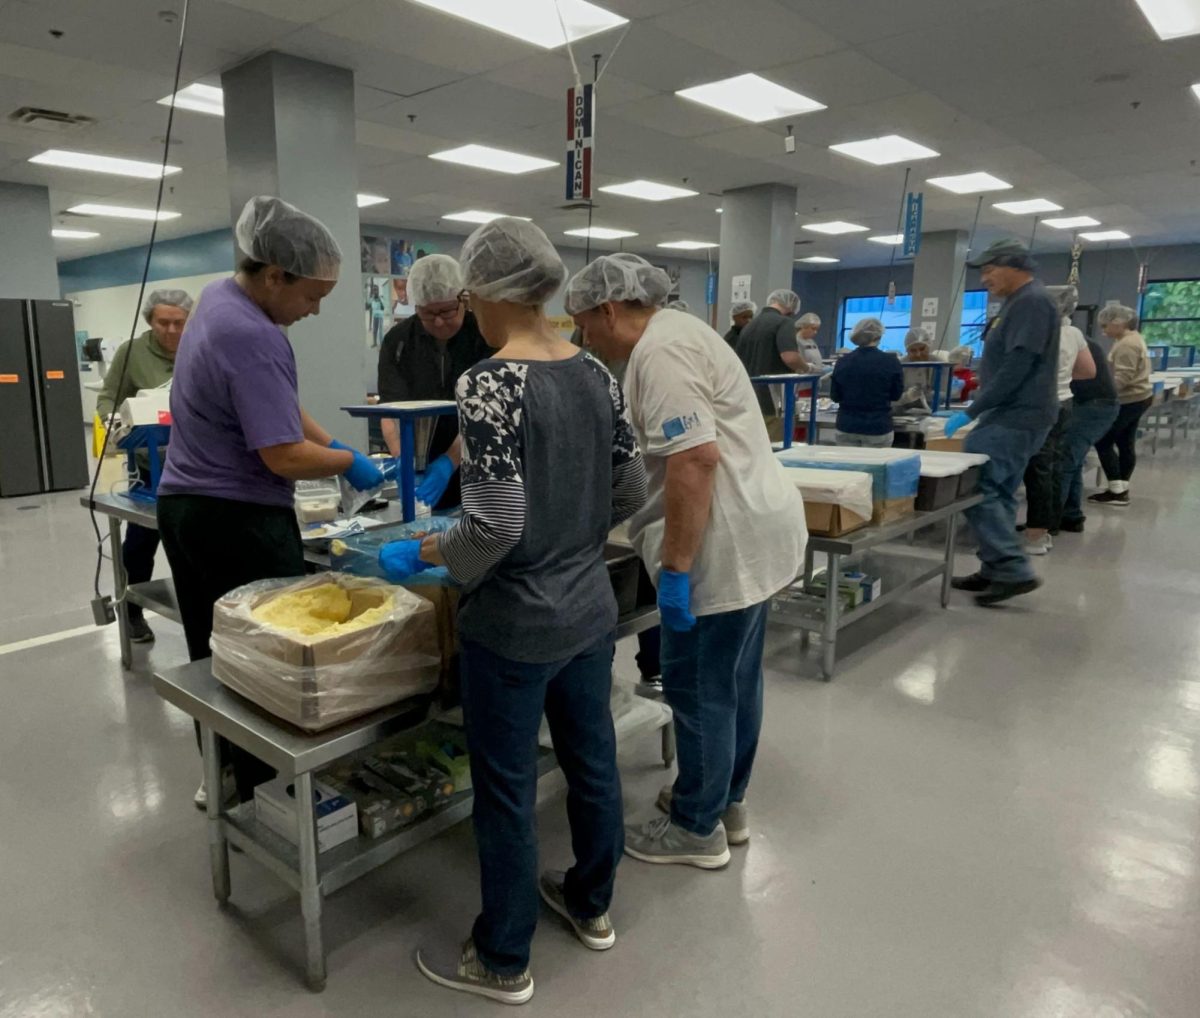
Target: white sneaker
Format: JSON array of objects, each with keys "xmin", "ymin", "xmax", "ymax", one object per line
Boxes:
[
  {"xmin": 193, "ymin": 768, "xmax": 238, "ymax": 811},
  {"xmin": 1025, "ymin": 534, "xmax": 1052, "ymax": 556}
]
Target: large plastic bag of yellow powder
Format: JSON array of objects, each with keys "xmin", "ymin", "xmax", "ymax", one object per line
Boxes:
[{"xmin": 210, "ymin": 574, "xmax": 440, "ymax": 731}]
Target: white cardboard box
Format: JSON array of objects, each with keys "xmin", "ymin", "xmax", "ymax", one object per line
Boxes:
[{"xmin": 253, "ymin": 776, "xmax": 358, "ymax": 853}]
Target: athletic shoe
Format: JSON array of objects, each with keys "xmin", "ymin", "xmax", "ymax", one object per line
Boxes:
[
  {"xmin": 193, "ymin": 768, "xmax": 239, "ymax": 812},
  {"xmin": 1024, "ymin": 534, "xmax": 1052, "ymax": 556},
  {"xmin": 975, "ymin": 577, "xmax": 1043, "ymax": 607},
  {"xmin": 655, "ymin": 785, "xmax": 750, "ymax": 845},
  {"xmin": 1058, "ymin": 517, "xmax": 1085, "ymax": 533},
  {"xmin": 538, "ymin": 870, "xmax": 615, "ymax": 951},
  {"xmin": 951, "ymin": 572, "xmax": 991, "ymax": 592},
  {"xmin": 1088, "ymin": 491, "xmax": 1130, "ymax": 506},
  {"xmin": 416, "ymin": 938, "xmax": 534, "ymax": 1006},
  {"xmin": 624, "ymin": 815, "xmax": 730, "ymax": 869},
  {"xmin": 129, "ymin": 616, "xmax": 155, "ymax": 643}
]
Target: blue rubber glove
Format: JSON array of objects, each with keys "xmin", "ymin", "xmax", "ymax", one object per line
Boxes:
[
  {"xmin": 416, "ymin": 454, "xmax": 456, "ymax": 506},
  {"xmin": 378, "ymin": 539, "xmax": 434, "ymax": 582},
  {"xmin": 943, "ymin": 410, "xmax": 972, "ymax": 439},
  {"xmin": 331, "ymin": 439, "xmax": 385, "ymax": 492},
  {"xmin": 658, "ymin": 569, "xmax": 696, "ymax": 632}
]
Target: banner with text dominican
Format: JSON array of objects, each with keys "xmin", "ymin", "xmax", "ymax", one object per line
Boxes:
[
  {"xmin": 566, "ymin": 83, "xmax": 594, "ymax": 201},
  {"xmin": 903, "ymin": 191, "xmax": 923, "ymax": 258}
]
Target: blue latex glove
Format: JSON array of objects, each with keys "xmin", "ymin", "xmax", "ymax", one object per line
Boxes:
[
  {"xmin": 378, "ymin": 539, "xmax": 434, "ymax": 582},
  {"xmin": 943, "ymin": 410, "xmax": 972, "ymax": 439},
  {"xmin": 658, "ymin": 569, "xmax": 696, "ymax": 632},
  {"xmin": 416, "ymin": 453, "xmax": 456, "ymax": 506},
  {"xmin": 331, "ymin": 439, "xmax": 385, "ymax": 492}
]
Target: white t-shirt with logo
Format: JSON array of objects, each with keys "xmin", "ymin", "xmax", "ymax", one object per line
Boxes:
[
  {"xmin": 1057, "ymin": 322, "xmax": 1087, "ymax": 402},
  {"xmin": 624, "ymin": 309, "xmax": 807, "ymax": 616}
]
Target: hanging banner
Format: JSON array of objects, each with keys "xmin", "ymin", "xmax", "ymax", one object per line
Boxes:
[
  {"xmin": 566, "ymin": 83, "xmax": 594, "ymax": 201},
  {"xmin": 903, "ymin": 192, "xmax": 923, "ymax": 258},
  {"xmin": 705, "ymin": 272, "xmax": 718, "ymax": 306}
]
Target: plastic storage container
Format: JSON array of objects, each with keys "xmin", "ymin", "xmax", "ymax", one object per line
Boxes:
[{"xmin": 294, "ymin": 478, "xmax": 341, "ymax": 524}]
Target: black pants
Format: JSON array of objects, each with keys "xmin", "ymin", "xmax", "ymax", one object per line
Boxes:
[
  {"xmin": 1096, "ymin": 398, "xmax": 1152, "ymax": 482},
  {"xmin": 122, "ymin": 523, "xmax": 160, "ymax": 622},
  {"xmin": 157, "ymin": 493, "xmax": 306, "ymax": 801},
  {"xmin": 634, "ymin": 564, "xmax": 661, "ymax": 679},
  {"xmin": 1023, "ymin": 401, "xmax": 1072, "ymax": 532}
]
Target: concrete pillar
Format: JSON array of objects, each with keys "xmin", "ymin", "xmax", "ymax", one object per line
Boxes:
[
  {"xmin": 0, "ymin": 183, "xmax": 59, "ymax": 299},
  {"xmin": 222, "ymin": 52, "xmax": 364, "ymax": 446},
  {"xmin": 910, "ymin": 229, "xmax": 969, "ymax": 352},
  {"xmin": 717, "ymin": 183, "xmax": 798, "ymax": 330}
]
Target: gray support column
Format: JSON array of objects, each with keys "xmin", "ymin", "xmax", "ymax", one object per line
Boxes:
[
  {"xmin": 910, "ymin": 229, "xmax": 969, "ymax": 352},
  {"xmin": 717, "ymin": 183, "xmax": 798, "ymax": 329},
  {"xmin": 0, "ymin": 183, "xmax": 59, "ymax": 299},
  {"xmin": 222, "ymin": 52, "xmax": 364, "ymax": 446}
]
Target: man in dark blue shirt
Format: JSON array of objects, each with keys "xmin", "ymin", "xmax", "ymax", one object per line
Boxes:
[
  {"xmin": 945, "ymin": 239, "xmax": 1059, "ymax": 606},
  {"xmin": 830, "ymin": 317, "xmax": 904, "ymax": 445}
]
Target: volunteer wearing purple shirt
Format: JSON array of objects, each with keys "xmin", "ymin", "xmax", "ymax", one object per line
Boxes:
[{"xmin": 157, "ymin": 195, "xmax": 383, "ymax": 805}]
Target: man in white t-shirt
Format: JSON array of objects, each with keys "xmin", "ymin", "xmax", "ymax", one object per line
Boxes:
[
  {"xmin": 1021, "ymin": 285, "xmax": 1095, "ymax": 554},
  {"xmin": 566, "ymin": 254, "xmax": 807, "ymax": 869}
]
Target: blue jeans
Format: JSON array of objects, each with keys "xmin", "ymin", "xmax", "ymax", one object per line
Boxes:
[
  {"xmin": 1058, "ymin": 400, "xmax": 1119, "ymax": 522},
  {"xmin": 460, "ymin": 633, "xmax": 622, "ymax": 976},
  {"xmin": 661, "ymin": 601, "xmax": 769, "ymax": 837},
  {"xmin": 964, "ymin": 421, "xmax": 1051, "ymax": 583}
]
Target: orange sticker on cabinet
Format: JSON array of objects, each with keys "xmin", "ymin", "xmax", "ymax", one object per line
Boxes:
[
  {"xmin": 0, "ymin": 374, "xmax": 18, "ymax": 383},
  {"xmin": 45, "ymin": 370, "xmax": 65, "ymax": 380}
]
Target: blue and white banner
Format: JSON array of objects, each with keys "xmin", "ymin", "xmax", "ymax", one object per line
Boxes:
[
  {"xmin": 566, "ymin": 83, "xmax": 594, "ymax": 201},
  {"xmin": 903, "ymin": 192, "xmax": 923, "ymax": 258}
]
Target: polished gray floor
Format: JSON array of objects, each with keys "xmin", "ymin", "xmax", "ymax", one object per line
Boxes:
[{"xmin": 2, "ymin": 448, "xmax": 1199, "ymax": 1018}]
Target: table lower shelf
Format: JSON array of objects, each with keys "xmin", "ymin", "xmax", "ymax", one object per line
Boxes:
[{"xmin": 126, "ymin": 578, "xmax": 182, "ymax": 624}]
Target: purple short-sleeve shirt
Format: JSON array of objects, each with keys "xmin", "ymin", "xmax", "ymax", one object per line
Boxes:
[{"xmin": 158, "ymin": 277, "xmax": 304, "ymax": 507}]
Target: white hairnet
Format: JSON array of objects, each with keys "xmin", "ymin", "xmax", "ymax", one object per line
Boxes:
[
  {"xmin": 904, "ymin": 327, "xmax": 928, "ymax": 351},
  {"xmin": 849, "ymin": 317, "xmax": 885, "ymax": 346},
  {"xmin": 796, "ymin": 312, "xmax": 822, "ymax": 328},
  {"xmin": 1045, "ymin": 284, "xmax": 1079, "ymax": 319},
  {"xmin": 235, "ymin": 196, "xmax": 342, "ymax": 281},
  {"xmin": 767, "ymin": 289, "xmax": 800, "ymax": 314},
  {"xmin": 407, "ymin": 254, "xmax": 463, "ymax": 307},
  {"xmin": 459, "ymin": 218, "xmax": 566, "ymax": 305},
  {"xmin": 1097, "ymin": 303, "xmax": 1138, "ymax": 329},
  {"xmin": 667, "ymin": 299, "xmax": 691, "ymax": 313},
  {"xmin": 142, "ymin": 288, "xmax": 193, "ymax": 322},
  {"xmin": 730, "ymin": 300, "xmax": 757, "ymax": 317},
  {"xmin": 564, "ymin": 253, "xmax": 673, "ymax": 314}
]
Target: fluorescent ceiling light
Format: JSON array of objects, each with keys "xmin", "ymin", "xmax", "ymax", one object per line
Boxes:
[
  {"xmin": 443, "ymin": 210, "xmax": 531, "ymax": 224},
  {"xmin": 30, "ymin": 149, "xmax": 179, "ymax": 179},
  {"xmin": 599, "ymin": 179, "xmax": 698, "ymax": 201},
  {"xmin": 715, "ymin": 207, "xmax": 723, "ymax": 213},
  {"xmin": 1043, "ymin": 216, "xmax": 1101, "ymax": 229},
  {"xmin": 657, "ymin": 241, "xmax": 718, "ymax": 250},
  {"xmin": 407, "ymin": 0, "xmax": 627, "ymax": 49},
  {"xmin": 1192, "ymin": 83, "xmax": 1200, "ymax": 101},
  {"xmin": 993, "ymin": 198, "xmax": 1063, "ymax": 215},
  {"xmin": 927, "ymin": 172, "xmax": 1011, "ymax": 194},
  {"xmin": 158, "ymin": 82, "xmax": 224, "ymax": 116},
  {"xmin": 357, "ymin": 194, "xmax": 389, "ymax": 208},
  {"xmin": 868, "ymin": 234, "xmax": 904, "ymax": 245},
  {"xmin": 1131, "ymin": 0, "xmax": 1200, "ymax": 40},
  {"xmin": 803, "ymin": 220, "xmax": 868, "ymax": 235},
  {"xmin": 564, "ymin": 226, "xmax": 637, "ymax": 240},
  {"xmin": 1080, "ymin": 230, "xmax": 1131, "ymax": 242},
  {"xmin": 429, "ymin": 143, "xmax": 556, "ymax": 174},
  {"xmin": 676, "ymin": 73, "xmax": 825, "ymax": 123},
  {"xmin": 797, "ymin": 256, "xmax": 839, "ymax": 264},
  {"xmin": 51, "ymin": 229, "xmax": 99, "ymax": 239},
  {"xmin": 829, "ymin": 134, "xmax": 939, "ymax": 166},
  {"xmin": 68, "ymin": 203, "xmax": 180, "ymax": 221}
]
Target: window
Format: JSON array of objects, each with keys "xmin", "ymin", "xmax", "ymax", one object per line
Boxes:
[
  {"xmin": 839, "ymin": 290, "xmax": 990, "ymax": 353},
  {"xmin": 1139, "ymin": 279, "xmax": 1200, "ymax": 351}
]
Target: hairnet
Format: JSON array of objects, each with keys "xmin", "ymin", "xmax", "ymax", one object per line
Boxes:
[
  {"xmin": 459, "ymin": 218, "xmax": 566, "ymax": 305},
  {"xmin": 767, "ymin": 289, "xmax": 800, "ymax": 315},
  {"xmin": 904, "ymin": 327, "xmax": 928, "ymax": 351},
  {"xmin": 730, "ymin": 300, "xmax": 757, "ymax": 318},
  {"xmin": 407, "ymin": 254, "xmax": 463, "ymax": 307},
  {"xmin": 235, "ymin": 196, "xmax": 341, "ymax": 281},
  {"xmin": 796, "ymin": 312, "xmax": 822, "ymax": 328},
  {"xmin": 1097, "ymin": 303, "xmax": 1138, "ymax": 329},
  {"xmin": 849, "ymin": 317, "xmax": 885, "ymax": 346},
  {"xmin": 1045, "ymin": 284, "xmax": 1079, "ymax": 319},
  {"xmin": 666, "ymin": 299, "xmax": 691, "ymax": 313},
  {"xmin": 563, "ymin": 253, "xmax": 673, "ymax": 314},
  {"xmin": 142, "ymin": 288, "xmax": 193, "ymax": 322}
]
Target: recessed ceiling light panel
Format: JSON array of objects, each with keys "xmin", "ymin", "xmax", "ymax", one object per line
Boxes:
[
  {"xmin": 1043, "ymin": 216, "xmax": 1101, "ymax": 229},
  {"xmin": 429, "ymin": 144, "xmax": 557, "ymax": 174},
  {"xmin": 158, "ymin": 82, "xmax": 224, "ymax": 116},
  {"xmin": 802, "ymin": 221, "xmax": 868, "ymax": 235},
  {"xmin": 357, "ymin": 194, "xmax": 389, "ymax": 208},
  {"xmin": 30, "ymin": 149, "xmax": 180, "ymax": 179},
  {"xmin": 657, "ymin": 241, "xmax": 718, "ymax": 250},
  {"xmin": 927, "ymin": 172, "xmax": 1012, "ymax": 194},
  {"xmin": 51, "ymin": 229, "xmax": 99, "ymax": 239},
  {"xmin": 993, "ymin": 199, "xmax": 1064, "ymax": 215},
  {"xmin": 1131, "ymin": 0, "xmax": 1200, "ymax": 40},
  {"xmin": 1079, "ymin": 230, "xmax": 1131, "ymax": 241},
  {"xmin": 829, "ymin": 135, "xmax": 939, "ymax": 166},
  {"xmin": 67, "ymin": 203, "xmax": 180, "ymax": 221},
  {"xmin": 676, "ymin": 73, "xmax": 825, "ymax": 123},
  {"xmin": 443, "ymin": 210, "xmax": 531, "ymax": 224},
  {"xmin": 868, "ymin": 234, "xmax": 905, "ymax": 245},
  {"xmin": 599, "ymin": 179, "xmax": 698, "ymax": 201},
  {"xmin": 408, "ymin": 0, "xmax": 627, "ymax": 49},
  {"xmin": 564, "ymin": 226, "xmax": 637, "ymax": 239},
  {"xmin": 797, "ymin": 255, "xmax": 840, "ymax": 264}
]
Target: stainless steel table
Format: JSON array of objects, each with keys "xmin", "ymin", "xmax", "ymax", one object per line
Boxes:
[{"xmin": 770, "ymin": 494, "xmax": 983, "ymax": 679}]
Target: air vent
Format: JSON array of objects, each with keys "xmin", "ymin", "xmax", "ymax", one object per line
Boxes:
[{"xmin": 8, "ymin": 106, "xmax": 96, "ymax": 132}]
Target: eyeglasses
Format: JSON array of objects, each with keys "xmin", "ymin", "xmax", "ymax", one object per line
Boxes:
[{"xmin": 416, "ymin": 290, "xmax": 469, "ymax": 325}]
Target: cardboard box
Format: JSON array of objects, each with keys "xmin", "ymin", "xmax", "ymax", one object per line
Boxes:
[
  {"xmin": 804, "ymin": 499, "xmax": 869, "ymax": 537},
  {"xmin": 924, "ymin": 437, "xmax": 965, "ymax": 452},
  {"xmin": 873, "ymin": 496, "xmax": 916, "ymax": 524},
  {"xmin": 842, "ymin": 569, "xmax": 882, "ymax": 603},
  {"xmin": 810, "ymin": 570, "xmax": 866, "ymax": 608},
  {"xmin": 253, "ymin": 776, "xmax": 358, "ymax": 853}
]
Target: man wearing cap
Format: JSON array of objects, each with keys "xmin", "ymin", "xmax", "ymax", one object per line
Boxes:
[
  {"xmin": 944, "ymin": 239, "xmax": 1060, "ymax": 606},
  {"xmin": 724, "ymin": 300, "xmax": 756, "ymax": 350},
  {"xmin": 376, "ymin": 254, "xmax": 490, "ymax": 509},
  {"xmin": 96, "ymin": 288, "xmax": 193, "ymax": 643}
]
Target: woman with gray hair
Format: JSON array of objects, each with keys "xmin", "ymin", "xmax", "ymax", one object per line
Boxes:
[
  {"xmin": 830, "ymin": 317, "xmax": 905, "ymax": 446},
  {"xmin": 1090, "ymin": 304, "xmax": 1152, "ymax": 506}
]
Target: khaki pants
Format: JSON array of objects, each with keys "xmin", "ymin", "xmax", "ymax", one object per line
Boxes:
[{"xmin": 763, "ymin": 415, "xmax": 785, "ymax": 443}]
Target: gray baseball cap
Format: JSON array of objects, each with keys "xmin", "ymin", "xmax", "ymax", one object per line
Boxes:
[{"xmin": 967, "ymin": 238, "xmax": 1037, "ymax": 270}]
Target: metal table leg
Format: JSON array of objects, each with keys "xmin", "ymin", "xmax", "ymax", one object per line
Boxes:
[
  {"xmin": 821, "ymin": 551, "xmax": 840, "ymax": 680},
  {"xmin": 781, "ymin": 383, "xmax": 796, "ymax": 450},
  {"xmin": 110, "ymin": 515, "xmax": 131, "ymax": 669},
  {"xmin": 201, "ymin": 725, "xmax": 230, "ymax": 904},
  {"xmin": 294, "ymin": 770, "xmax": 326, "ymax": 991},
  {"xmin": 941, "ymin": 511, "xmax": 960, "ymax": 608}
]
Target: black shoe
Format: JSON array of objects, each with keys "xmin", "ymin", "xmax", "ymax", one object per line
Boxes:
[
  {"xmin": 1088, "ymin": 491, "xmax": 1130, "ymax": 506},
  {"xmin": 951, "ymin": 572, "xmax": 991, "ymax": 592},
  {"xmin": 128, "ymin": 616, "xmax": 155, "ymax": 644},
  {"xmin": 975, "ymin": 577, "xmax": 1043, "ymax": 607},
  {"xmin": 1058, "ymin": 517, "xmax": 1085, "ymax": 533}
]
